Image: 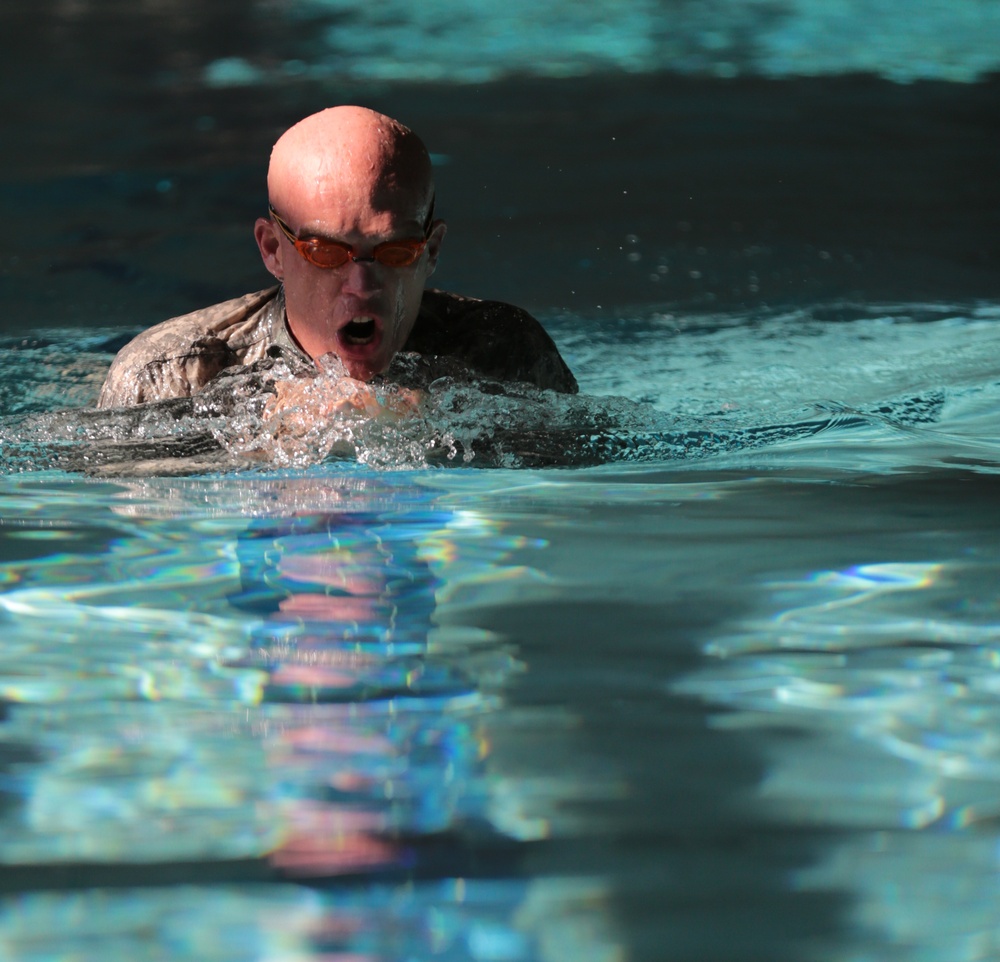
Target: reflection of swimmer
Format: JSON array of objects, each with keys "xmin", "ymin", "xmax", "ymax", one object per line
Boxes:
[
  {"xmin": 231, "ymin": 512, "xmax": 442, "ymax": 694},
  {"xmin": 96, "ymin": 105, "xmax": 577, "ymax": 417},
  {"xmin": 228, "ymin": 507, "xmax": 488, "ymax": 878}
]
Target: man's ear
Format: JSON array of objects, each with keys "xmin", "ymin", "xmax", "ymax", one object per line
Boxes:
[
  {"xmin": 423, "ymin": 220, "xmax": 447, "ymax": 277},
  {"xmin": 254, "ymin": 218, "xmax": 284, "ymax": 279}
]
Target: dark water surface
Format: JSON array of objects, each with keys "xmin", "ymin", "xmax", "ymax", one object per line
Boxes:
[
  {"xmin": 2, "ymin": 3, "xmax": 1000, "ymax": 961},
  {"xmin": 3, "ymin": 1, "xmax": 999, "ymax": 329}
]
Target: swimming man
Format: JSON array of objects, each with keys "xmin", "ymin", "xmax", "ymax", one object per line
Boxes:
[{"xmin": 96, "ymin": 105, "xmax": 577, "ymax": 411}]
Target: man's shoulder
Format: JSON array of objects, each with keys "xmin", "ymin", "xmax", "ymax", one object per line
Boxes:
[
  {"xmin": 128, "ymin": 286, "xmax": 281, "ymax": 353},
  {"xmin": 417, "ymin": 288, "xmax": 535, "ymax": 326},
  {"xmin": 96, "ymin": 287, "xmax": 281, "ymax": 408},
  {"xmin": 410, "ymin": 289, "xmax": 578, "ymax": 393}
]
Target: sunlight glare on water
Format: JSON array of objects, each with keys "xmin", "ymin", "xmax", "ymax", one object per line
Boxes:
[{"xmin": 670, "ymin": 478, "xmax": 1000, "ymax": 960}]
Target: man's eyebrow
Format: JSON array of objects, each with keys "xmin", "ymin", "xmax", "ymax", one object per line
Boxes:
[
  {"xmin": 295, "ymin": 224, "xmax": 345, "ymax": 242},
  {"xmin": 270, "ymin": 203, "xmax": 430, "ymax": 240},
  {"xmin": 302, "ymin": 222, "xmax": 428, "ymax": 242}
]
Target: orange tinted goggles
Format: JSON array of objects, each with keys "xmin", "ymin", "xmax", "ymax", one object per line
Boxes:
[{"xmin": 269, "ymin": 204, "xmax": 433, "ymax": 269}]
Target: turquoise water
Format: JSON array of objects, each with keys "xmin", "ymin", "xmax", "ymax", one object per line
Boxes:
[
  {"xmin": 205, "ymin": 0, "xmax": 1000, "ymax": 84},
  {"xmin": 3, "ymin": 303, "xmax": 1000, "ymax": 959}
]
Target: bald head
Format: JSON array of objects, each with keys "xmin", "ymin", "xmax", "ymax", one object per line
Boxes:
[
  {"xmin": 267, "ymin": 106, "xmax": 434, "ymax": 231},
  {"xmin": 254, "ymin": 106, "xmax": 446, "ymax": 380}
]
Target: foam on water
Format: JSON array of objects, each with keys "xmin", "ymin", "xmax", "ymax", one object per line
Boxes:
[{"xmin": 3, "ymin": 302, "xmax": 1000, "ymax": 477}]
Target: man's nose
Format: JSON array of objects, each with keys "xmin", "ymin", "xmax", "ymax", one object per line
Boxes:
[
  {"xmin": 339, "ymin": 257, "xmax": 380, "ymax": 293},
  {"xmin": 340, "ymin": 257, "xmax": 380, "ymax": 294}
]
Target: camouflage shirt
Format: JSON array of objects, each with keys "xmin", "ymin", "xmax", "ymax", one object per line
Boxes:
[{"xmin": 96, "ymin": 285, "xmax": 578, "ymax": 408}]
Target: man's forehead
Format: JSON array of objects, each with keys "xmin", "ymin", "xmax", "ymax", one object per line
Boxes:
[
  {"xmin": 282, "ymin": 181, "xmax": 423, "ymax": 228},
  {"xmin": 272, "ymin": 153, "xmax": 428, "ymax": 218}
]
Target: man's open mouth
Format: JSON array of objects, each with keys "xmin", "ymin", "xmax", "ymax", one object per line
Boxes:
[{"xmin": 341, "ymin": 317, "xmax": 378, "ymax": 345}]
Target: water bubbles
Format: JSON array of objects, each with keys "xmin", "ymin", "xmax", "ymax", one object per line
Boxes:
[
  {"xmin": 623, "ymin": 234, "xmax": 643, "ymax": 263},
  {"xmin": 8, "ymin": 306, "xmax": 998, "ymax": 477}
]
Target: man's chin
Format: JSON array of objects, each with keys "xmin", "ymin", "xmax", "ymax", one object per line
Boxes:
[{"xmin": 316, "ymin": 344, "xmax": 389, "ymax": 382}]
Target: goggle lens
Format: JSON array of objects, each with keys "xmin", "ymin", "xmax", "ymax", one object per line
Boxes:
[
  {"xmin": 298, "ymin": 239, "xmax": 351, "ymax": 268},
  {"xmin": 270, "ymin": 207, "xmax": 429, "ymax": 269},
  {"xmin": 371, "ymin": 242, "xmax": 425, "ymax": 268}
]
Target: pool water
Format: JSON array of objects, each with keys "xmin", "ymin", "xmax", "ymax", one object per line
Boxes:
[
  {"xmin": 3, "ymin": 302, "xmax": 1000, "ymax": 960},
  {"xmin": 3, "ymin": 1, "xmax": 1000, "ymax": 959}
]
